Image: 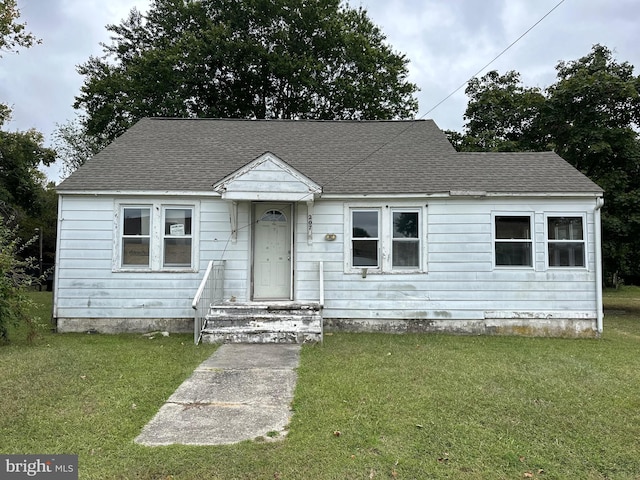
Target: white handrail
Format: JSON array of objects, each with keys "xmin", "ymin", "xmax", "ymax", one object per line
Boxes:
[
  {"xmin": 192, "ymin": 260, "xmax": 225, "ymax": 344},
  {"xmin": 192, "ymin": 260, "xmax": 214, "ymax": 310}
]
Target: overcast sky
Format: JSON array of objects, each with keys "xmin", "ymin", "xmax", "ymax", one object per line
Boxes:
[{"xmin": 1, "ymin": 0, "xmax": 639, "ymax": 182}]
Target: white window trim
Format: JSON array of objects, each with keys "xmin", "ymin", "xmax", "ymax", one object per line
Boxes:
[
  {"xmin": 492, "ymin": 212, "xmax": 535, "ymax": 269},
  {"xmin": 119, "ymin": 205, "xmax": 152, "ymax": 269},
  {"xmin": 161, "ymin": 205, "xmax": 196, "ymax": 269},
  {"xmin": 344, "ymin": 203, "xmax": 427, "ymax": 274},
  {"xmin": 390, "ymin": 207, "xmax": 423, "ymax": 272},
  {"xmin": 350, "ymin": 207, "xmax": 381, "ymax": 270},
  {"xmin": 113, "ymin": 200, "xmax": 199, "ymax": 272},
  {"xmin": 544, "ymin": 213, "xmax": 587, "ymax": 270}
]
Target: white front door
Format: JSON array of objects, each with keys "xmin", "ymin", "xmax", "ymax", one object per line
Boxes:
[{"xmin": 253, "ymin": 203, "xmax": 292, "ymax": 300}]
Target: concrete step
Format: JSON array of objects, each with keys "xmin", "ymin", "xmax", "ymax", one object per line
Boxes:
[
  {"xmin": 208, "ymin": 302, "xmax": 322, "ymax": 316},
  {"xmin": 202, "ymin": 302, "xmax": 323, "ymax": 344}
]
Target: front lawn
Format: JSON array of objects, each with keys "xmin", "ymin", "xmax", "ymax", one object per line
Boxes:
[{"xmin": 0, "ymin": 291, "xmax": 639, "ymax": 479}]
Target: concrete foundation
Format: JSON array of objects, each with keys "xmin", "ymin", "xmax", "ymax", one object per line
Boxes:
[
  {"xmin": 323, "ymin": 317, "xmax": 598, "ymax": 338},
  {"xmin": 56, "ymin": 317, "xmax": 192, "ymax": 334},
  {"xmin": 55, "ymin": 315, "xmax": 598, "ymax": 338}
]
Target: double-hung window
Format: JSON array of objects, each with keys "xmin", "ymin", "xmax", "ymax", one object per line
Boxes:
[
  {"xmin": 494, "ymin": 215, "xmax": 532, "ymax": 267},
  {"xmin": 117, "ymin": 203, "xmax": 196, "ymax": 271},
  {"xmin": 163, "ymin": 208, "xmax": 193, "ymax": 267},
  {"xmin": 352, "ymin": 210, "xmax": 380, "ymax": 267},
  {"xmin": 392, "ymin": 210, "xmax": 420, "ymax": 269},
  {"xmin": 547, "ymin": 216, "xmax": 585, "ymax": 267},
  {"xmin": 122, "ymin": 207, "xmax": 151, "ymax": 267},
  {"xmin": 349, "ymin": 206, "xmax": 423, "ymax": 272}
]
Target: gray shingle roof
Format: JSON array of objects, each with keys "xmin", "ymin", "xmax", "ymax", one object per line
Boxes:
[{"xmin": 57, "ymin": 118, "xmax": 603, "ymax": 195}]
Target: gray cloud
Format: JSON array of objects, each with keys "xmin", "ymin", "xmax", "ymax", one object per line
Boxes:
[{"xmin": 2, "ymin": 0, "xmax": 640, "ymax": 182}]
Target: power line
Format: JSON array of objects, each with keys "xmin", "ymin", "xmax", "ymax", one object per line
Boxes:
[
  {"xmin": 420, "ymin": 0, "xmax": 567, "ymax": 119},
  {"xmin": 318, "ymin": 0, "xmax": 567, "ymax": 190},
  {"xmin": 219, "ymin": 0, "xmax": 568, "ymax": 255}
]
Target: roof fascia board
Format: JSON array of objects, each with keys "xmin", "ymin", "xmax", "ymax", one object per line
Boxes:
[
  {"xmin": 57, "ymin": 190, "xmax": 602, "ymax": 199},
  {"xmin": 56, "ymin": 190, "xmax": 221, "ymax": 197},
  {"xmin": 484, "ymin": 192, "xmax": 602, "ymax": 198},
  {"xmin": 320, "ymin": 192, "xmax": 602, "ymax": 200}
]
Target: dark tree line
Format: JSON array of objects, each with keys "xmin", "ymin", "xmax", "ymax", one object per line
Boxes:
[
  {"xmin": 62, "ymin": 0, "xmax": 418, "ymax": 164},
  {"xmin": 447, "ymin": 45, "xmax": 640, "ymax": 284},
  {"xmin": 0, "ymin": 0, "xmax": 56, "ymax": 268},
  {"xmin": 1, "ymin": 0, "xmax": 55, "ymax": 342}
]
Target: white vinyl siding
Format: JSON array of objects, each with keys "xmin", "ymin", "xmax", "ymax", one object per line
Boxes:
[
  {"xmin": 295, "ymin": 198, "xmax": 598, "ymax": 322},
  {"xmin": 54, "ymin": 195, "xmax": 238, "ymax": 322},
  {"xmin": 55, "ymin": 194, "xmax": 599, "ymax": 330}
]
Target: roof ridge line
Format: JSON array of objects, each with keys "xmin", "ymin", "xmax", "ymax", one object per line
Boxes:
[{"xmin": 144, "ymin": 117, "xmax": 429, "ymax": 124}]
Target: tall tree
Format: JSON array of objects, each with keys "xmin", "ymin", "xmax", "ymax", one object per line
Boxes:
[
  {"xmin": 0, "ymin": 1, "xmax": 51, "ymax": 340},
  {"xmin": 544, "ymin": 45, "xmax": 640, "ymax": 281},
  {"xmin": 73, "ymin": 0, "xmax": 418, "ymax": 147},
  {"xmin": 451, "ymin": 45, "xmax": 640, "ymax": 284},
  {"xmin": 456, "ymin": 70, "xmax": 546, "ymax": 152},
  {"xmin": 0, "ymin": 0, "xmax": 52, "ymax": 227}
]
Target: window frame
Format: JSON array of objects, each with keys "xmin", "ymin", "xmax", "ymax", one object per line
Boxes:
[
  {"xmin": 391, "ymin": 208, "xmax": 422, "ymax": 271},
  {"xmin": 162, "ymin": 206, "xmax": 194, "ymax": 269},
  {"xmin": 114, "ymin": 201, "xmax": 198, "ymax": 272},
  {"xmin": 545, "ymin": 214, "xmax": 587, "ymax": 269},
  {"xmin": 493, "ymin": 213, "xmax": 534, "ymax": 269},
  {"xmin": 345, "ymin": 204, "xmax": 426, "ymax": 274},
  {"xmin": 351, "ymin": 208, "xmax": 381, "ymax": 269},
  {"xmin": 121, "ymin": 206, "xmax": 152, "ymax": 269}
]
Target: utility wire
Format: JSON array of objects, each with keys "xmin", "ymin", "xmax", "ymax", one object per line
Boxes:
[
  {"xmin": 420, "ymin": 0, "xmax": 567, "ymax": 119},
  {"xmin": 319, "ymin": 0, "xmax": 567, "ymax": 189},
  {"xmin": 219, "ymin": 0, "xmax": 568, "ymax": 255}
]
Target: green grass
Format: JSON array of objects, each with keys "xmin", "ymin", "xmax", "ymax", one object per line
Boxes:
[{"xmin": 1, "ymin": 291, "xmax": 639, "ymax": 479}]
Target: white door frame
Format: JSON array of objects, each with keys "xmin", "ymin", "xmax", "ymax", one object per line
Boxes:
[{"xmin": 251, "ymin": 202, "xmax": 294, "ymax": 301}]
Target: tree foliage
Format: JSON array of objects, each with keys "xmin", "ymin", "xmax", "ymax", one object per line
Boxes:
[
  {"xmin": 73, "ymin": 0, "xmax": 418, "ymax": 146},
  {"xmin": 53, "ymin": 117, "xmax": 102, "ymax": 178},
  {"xmin": 0, "ymin": 0, "xmax": 40, "ymax": 121},
  {"xmin": 0, "ymin": 2, "xmax": 56, "ymax": 276},
  {"xmin": 0, "ymin": 128, "xmax": 55, "ymax": 213},
  {"xmin": 0, "ymin": 4, "xmax": 55, "ymax": 339},
  {"xmin": 0, "ymin": 127, "xmax": 57, "ymax": 292},
  {"xmin": 0, "ymin": 0, "xmax": 39, "ymax": 56},
  {"xmin": 450, "ymin": 45, "xmax": 640, "ymax": 283},
  {"xmin": 458, "ymin": 70, "xmax": 547, "ymax": 152}
]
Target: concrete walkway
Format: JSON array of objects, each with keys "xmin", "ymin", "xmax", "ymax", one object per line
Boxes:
[{"xmin": 135, "ymin": 344, "xmax": 301, "ymax": 446}]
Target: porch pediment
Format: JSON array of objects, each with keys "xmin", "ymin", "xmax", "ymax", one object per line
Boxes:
[{"xmin": 213, "ymin": 152, "xmax": 322, "ymax": 201}]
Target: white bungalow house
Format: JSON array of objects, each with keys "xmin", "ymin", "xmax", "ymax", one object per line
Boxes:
[{"xmin": 54, "ymin": 118, "xmax": 604, "ymax": 342}]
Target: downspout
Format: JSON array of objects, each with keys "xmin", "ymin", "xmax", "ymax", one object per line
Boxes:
[
  {"xmin": 594, "ymin": 196, "xmax": 605, "ymax": 337},
  {"xmin": 52, "ymin": 194, "xmax": 64, "ymax": 332}
]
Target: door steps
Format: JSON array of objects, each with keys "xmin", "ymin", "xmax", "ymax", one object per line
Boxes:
[{"xmin": 200, "ymin": 302, "xmax": 323, "ymax": 344}]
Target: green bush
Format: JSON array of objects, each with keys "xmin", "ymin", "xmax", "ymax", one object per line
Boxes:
[{"xmin": 0, "ymin": 216, "xmax": 41, "ymax": 342}]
